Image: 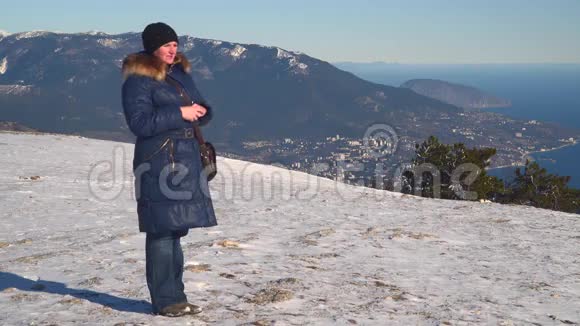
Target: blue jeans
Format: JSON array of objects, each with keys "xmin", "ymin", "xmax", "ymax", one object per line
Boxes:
[{"xmin": 145, "ymin": 229, "xmax": 189, "ymax": 313}]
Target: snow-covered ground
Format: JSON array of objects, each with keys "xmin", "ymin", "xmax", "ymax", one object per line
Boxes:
[{"xmin": 0, "ymin": 132, "xmax": 578, "ymax": 325}]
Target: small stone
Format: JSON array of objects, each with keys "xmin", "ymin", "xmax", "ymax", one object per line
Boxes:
[
  {"xmin": 58, "ymin": 297, "xmax": 84, "ymax": 305},
  {"xmin": 215, "ymin": 240, "xmax": 240, "ymax": 248},
  {"xmin": 319, "ymin": 252, "xmax": 340, "ymax": 258},
  {"xmin": 0, "ymin": 242, "xmax": 9, "ymax": 249},
  {"xmin": 387, "ymin": 293, "xmax": 407, "ymax": 301},
  {"xmin": 78, "ymin": 277, "xmax": 103, "ymax": 287},
  {"xmin": 247, "ymin": 287, "xmax": 293, "ymax": 305},
  {"xmin": 30, "ymin": 175, "xmax": 41, "ymax": 181},
  {"xmin": 302, "ymin": 239, "xmax": 318, "ymax": 246},
  {"xmin": 406, "ymin": 232, "xmax": 437, "ymax": 240},
  {"xmin": 185, "ymin": 264, "xmax": 211, "ymax": 272},
  {"xmin": 123, "ymin": 258, "xmax": 138, "ymax": 264},
  {"xmin": 373, "ymin": 281, "xmax": 399, "ymax": 291},
  {"xmin": 311, "ymin": 229, "xmax": 335, "ymax": 238},
  {"xmin": 270, "ymin": 277, "xmax": 300, "ymax": 287},
  {"xmin": 219, "ymin": 273, "xmax": 235, "ymax": 279}
]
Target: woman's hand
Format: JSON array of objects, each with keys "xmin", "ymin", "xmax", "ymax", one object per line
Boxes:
[{"xmin": 180, "ymin": 104, "xmax": 207, "ymax": 122}]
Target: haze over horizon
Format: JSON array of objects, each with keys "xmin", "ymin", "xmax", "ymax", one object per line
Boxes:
[{"xmin": 1, "ymin": 0, "xmax": 579, "ymax": 64}]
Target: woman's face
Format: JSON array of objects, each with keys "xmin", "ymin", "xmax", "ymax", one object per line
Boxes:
[{"xmin": 153, "ymin": 41, "xmax": 178, "ymax": 65}]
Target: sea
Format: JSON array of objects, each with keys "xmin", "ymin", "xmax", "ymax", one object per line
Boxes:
[{"xmin": 336, "ymin": 63, "xmax": 580, "ymax": 189}]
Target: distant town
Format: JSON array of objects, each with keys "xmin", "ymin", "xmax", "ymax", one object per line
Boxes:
[{"xmin": 222, "ymin": 113, "xmax": 578, "ymax": 188}]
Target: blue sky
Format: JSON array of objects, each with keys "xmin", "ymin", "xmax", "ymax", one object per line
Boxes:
[{"xmin": 1, "ymin": 0, "xmax": 579, "ymax": 63}]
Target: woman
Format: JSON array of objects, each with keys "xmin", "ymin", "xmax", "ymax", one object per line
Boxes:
[{"xmin": 121, "ymin": 22, "xmax": 217, "ymax": 317}]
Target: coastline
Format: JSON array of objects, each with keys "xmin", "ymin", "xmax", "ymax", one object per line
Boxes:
[{"xmin": 487, "ymin": 140, "xmax": 578, "ymax": 171}]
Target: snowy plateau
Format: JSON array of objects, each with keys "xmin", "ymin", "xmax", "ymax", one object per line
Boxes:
[{"xmin": 0, "ymin": 132, "xmax": 578, "ymax": 325}]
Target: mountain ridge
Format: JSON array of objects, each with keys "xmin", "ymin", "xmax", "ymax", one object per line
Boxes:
[
  {"xmin": 401, "ymin": 78, "xmax": 511, "ymax": 109},
  {"xmin": 0, "ymin": 30, "xmax": 460, "ymax": 145},
  {"xmin": 1, "ymin": 31, "xmax": 578, "ymax": 169}
]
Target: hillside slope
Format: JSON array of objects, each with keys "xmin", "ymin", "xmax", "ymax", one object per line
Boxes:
[
  {"xmin": 401, "ymin": 79, "xmax": 511, "ymax": 109},
  {"xmin": 0, "ymin": 132, "xmax": 578, "ymax": 325}
]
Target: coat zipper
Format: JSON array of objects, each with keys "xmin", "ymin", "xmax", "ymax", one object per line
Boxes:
[
  {"xmin": 167, "ymin": 75, "xmax": 195, "ymax": 105},
  {"xmin": 144, "ymin": 137, "xmax": 175, "ymax": 172}
]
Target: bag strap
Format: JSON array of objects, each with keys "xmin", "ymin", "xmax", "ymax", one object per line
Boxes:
[
  {"xmin": 165, "ymin": 76, "xmax": 206, "ymax": 145},
  {"xmin": 193, "ymin": 124, "xmax": 205, "ymax": 144}
]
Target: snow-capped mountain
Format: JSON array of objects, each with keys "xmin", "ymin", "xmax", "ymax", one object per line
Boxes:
[
  {"xmin": 0, "ymin": 31, "xmax": 578, "ymax": 163},
  {"xmin": 0, "ymin": 131, "xmax": 578, "ymax": 324},
  {"xmin": 0, "ymin": 30, "xmax": 461, "ymax": 145},
  {"xmin": 0, "ymin": 31, "xmax": 318, "ymax": 84}
]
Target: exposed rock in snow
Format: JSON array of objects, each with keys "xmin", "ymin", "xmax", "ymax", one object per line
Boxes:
[
  {"xmin": 229, "ymin": 44, "xmax": 247, "ymax": 59},
  {"xmin": 82, "ymin": 30, "xmax": 108, "ymax": 36},
  {"xmin": 216, "ymin": 44, "xmax": 247, "ymax": 60},
  {"xmin": 0, "ymin": 57, "xmax": 7, "ymax": 74},
  {"xmin": 276, "ymin": 47, "xmax": 294, "ymax": 59},
  {"xmin": 0, "ymin": 131, "xmax": 578, "ymax": 324},
  {"xmin": 289, "ymin": 57, "xmax": 309, "ymax": 73},
  {"xmin": 113, "ymin": 59, "xmax": 123, "ymax": 69},
  {"xmin": 206, "ymin": 39, "xmax": 223, "ymax": 47},
  {"xmin": 181, "ymin": 36, "xmax": 196, "ymax": 52},
  {"xmin": 96, "ymin": 38, "xmax": 123, "ymax": 49},
  {"xmin": 276, "ymin": 47, "xmax": 309, "ymax": 75}
]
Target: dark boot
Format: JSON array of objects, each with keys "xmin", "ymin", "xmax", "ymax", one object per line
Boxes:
[{"xmin": 159, "ymin": 302, "xmax": 202, "ymax": 317}]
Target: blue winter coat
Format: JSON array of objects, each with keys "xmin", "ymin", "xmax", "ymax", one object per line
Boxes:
[{"xmin": 121, "ymin": 51, "xmax": 217, "ymax": 233}]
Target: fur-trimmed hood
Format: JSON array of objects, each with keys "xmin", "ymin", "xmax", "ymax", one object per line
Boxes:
[{"xmin": 122, "ymin": 52, "xmax": 191, "ymax": 81}]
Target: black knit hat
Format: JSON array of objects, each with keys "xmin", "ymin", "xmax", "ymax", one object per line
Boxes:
[{"xmin": 141, "ymin": 22, "xmax": 179, "ymax": 54}]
